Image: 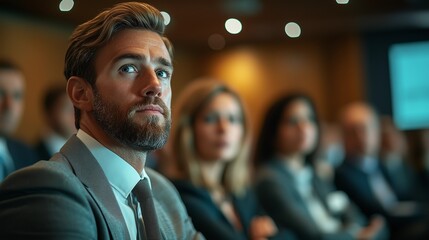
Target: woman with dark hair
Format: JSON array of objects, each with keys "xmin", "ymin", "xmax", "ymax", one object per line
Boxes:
[{"xmin": 254, "ymin": 93, "xmax": 387, "ymax": 240}]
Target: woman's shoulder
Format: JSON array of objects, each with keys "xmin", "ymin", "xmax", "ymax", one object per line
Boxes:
[
  {"xmin": 169, "ymin": 178, "xmax": 213, "ymax": 202},
  {"xmin": 255, "ymin": 159, "xmax": 288, "ymax": 181}
]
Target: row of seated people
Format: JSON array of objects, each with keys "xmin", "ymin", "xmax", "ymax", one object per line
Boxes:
[
  {"xmin": 1, "ymin": 58, "xmax": 429, "ymax": 239},
  {"xmin": 151, "ymin": 79, "xmax": 429, "ymax": 240},
  {"xmin": 0, "ymin": 60, "xmax": 76, "ymax": 180}
]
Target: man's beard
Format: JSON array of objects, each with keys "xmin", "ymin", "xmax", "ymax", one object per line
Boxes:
[{"xmin": 92, "ymin": 89, "xmax": 171, "ymax": 151}]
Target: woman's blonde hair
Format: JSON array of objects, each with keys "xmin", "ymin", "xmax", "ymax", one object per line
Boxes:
[{"xmin": 170, "ymin": 79, "xmax": 251, "ymax": 195}]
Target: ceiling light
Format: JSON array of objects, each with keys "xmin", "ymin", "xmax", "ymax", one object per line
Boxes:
[
  {"xmin": 225, "ymin": 18, "xmax": 242, "ymax": 34},
  {"xmin": 59, "ymin": 0, "xmax": 74, "ymax": 12},
  {"xmin": 285, "ymin": 22, "xmax": 301, "ymax": 38},
  {"xmin": 336, "ymin": 0, "xmax": 350, "ymax": 4}
]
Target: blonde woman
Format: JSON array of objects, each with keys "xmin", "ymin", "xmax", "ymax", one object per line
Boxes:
[{"xmin": 166, "ymin": 79, "xmax": 292, "ymax": 240}]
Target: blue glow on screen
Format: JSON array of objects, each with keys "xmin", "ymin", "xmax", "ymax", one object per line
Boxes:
[{"xmin": 389, "ymin": 41, "xmax": 429, "ymax": 130}]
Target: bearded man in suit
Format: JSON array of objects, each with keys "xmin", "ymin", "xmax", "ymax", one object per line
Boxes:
[{"xmin": 0, "ymin": 2, "xmax": 204, "ymax": 240}]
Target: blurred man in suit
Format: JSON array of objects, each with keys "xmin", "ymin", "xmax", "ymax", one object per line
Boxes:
[
  {"xmin": 0, "ymin": 2, "xmax": 203, "ymax": 239},
  {"xmin": 335, "ymin": 102, "xmax": 429, "ymax": 240},
  {"xmin": 0, "ymin": 59, "xmax": 38, "ymax": 181},
  {"xmin": 35, "ymin": 85, "xmax": 76, "ymax": 160},
  {"xmin": 379, "ymin": 116, "xmax": 427, "ymax": 201}
]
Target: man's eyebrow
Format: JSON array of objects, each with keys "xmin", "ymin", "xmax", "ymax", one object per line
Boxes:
[
  {"xmin": 112, "ymin": 53, "xmax": 144, "ymax": 63},
  {"xmin": 156, "ymin": 57, "xmax": 173, "ymax": 70},
  {"xmin": 112, "ymin": 54, "xmax": 173, "ymax": 70}
]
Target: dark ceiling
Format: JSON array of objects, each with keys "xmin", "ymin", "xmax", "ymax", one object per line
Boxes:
[{"xmin": 1, "ymin": 0, "xmax": 429, "ymax": 46}]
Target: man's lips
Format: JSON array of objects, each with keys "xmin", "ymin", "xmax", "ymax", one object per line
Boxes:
[{"xmin": 135, "ymin": 104, "xmax": 164, "ymax": 114}]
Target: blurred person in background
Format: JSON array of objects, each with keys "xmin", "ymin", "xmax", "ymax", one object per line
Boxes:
[
  {"xmin": 254, "ymin": 94, "xmax": 386, "ymax": 240},
  {"xmin": 406, "ymin": 128, "xmax": 429, "ymax": 190},
  {"xmin": 166, "ymin": 79, "xmax": 292, "ymax": 240},
  {"xmin": 378, "ymin": 116, "xmax": 426, "ymax": 201},
  {"xmin": 314, "ymin": 122, "xmax": 345, "ymax": 183},
  {"xmin": 335, "ymin": 102, "xmax": 429, "ymax": 240},
  {"xmin": 35, "ymin": 85, "xmax": 76, "ymax": 160},
  {"xmin": 0, "ymin": 59, "xmax": 38, "ymax": 181}
]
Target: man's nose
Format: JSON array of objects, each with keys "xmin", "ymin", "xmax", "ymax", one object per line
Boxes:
[{"xmin": 140, "ymin": 70, "xmax": 162, "ymax": 97}]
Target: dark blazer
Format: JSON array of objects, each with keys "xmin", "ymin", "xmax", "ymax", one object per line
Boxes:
[
  {"xmin": 5, "ymin": 137, "xmax": 38, "ymax": 173},
  {"xmin": 334, "ymin": 158, "xmax": 388, "ymax": 219},
  {"xmin": 255, "ymin": 159, "xmax": 369, "ymax": 240},
  {"xmin": 172, "ymin": 179, "xmax": 257, "ymax": 240},
  {"xmin": 34, "ymin": 140, "xmax": 52, "ymax": 161},
  {"xmin": 172, "ymin": 179, "xmax": 295, "ymax": 240},
  {"xmin": 0, "ymin": 135, "xmax": 204, "ymax": 240},
  {"xmin": 379, "ymin": 159, "xmax": 427, "ymax": 201},
  {"xmin": 334, "ymin": 158, "xmax": 429, "ymax": 230}
]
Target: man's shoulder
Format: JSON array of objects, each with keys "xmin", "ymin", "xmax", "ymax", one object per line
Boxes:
[
  {"xmin": 147, "ymin": 168, "xmax": 176, "ymax": 192},
  {"xmin": 146, "ymin": 168, "xmax": 185, "ymax": 206},
  {"xmin": 0, "ymin": 159, "xmax": 82, "ymax": 193},
  {"xmin": 0, "ymin": 160, "xmax": 100, "ymax": 239}
]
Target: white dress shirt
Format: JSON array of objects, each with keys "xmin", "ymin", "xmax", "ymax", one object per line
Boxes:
[
  {"xmin": 0, "ymin": 138, "xmax": 15, "ymax": 180},
  {"xmin": 360, "ymin": 157, "xmax": 397, "ymax": 210},
  {"xmin": 77, "ymin": 130, "xmax": 150, "ymax": 240},
  {"xmin": 284, "ymin": 161, "xmax": 341, "ymax": 233}
]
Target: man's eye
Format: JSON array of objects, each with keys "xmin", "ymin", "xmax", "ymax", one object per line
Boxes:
[
  {"xmin": 12, "ymin": 92, "xmax": 23, "ymax": 101},
  {"xmin": 156, "ymin": 69, "xmax": 170, "ymax": 79},
  {"xmin": 119, "ymin": 64, "xmax": 138, "ymax": 73}
]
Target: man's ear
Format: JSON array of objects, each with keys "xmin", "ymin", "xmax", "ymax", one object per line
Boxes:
[{"xmin": 66, "ymin": 76, "xmax": 94, "ymax": 112}]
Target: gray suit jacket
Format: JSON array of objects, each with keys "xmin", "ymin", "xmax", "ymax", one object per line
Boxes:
[
  {"xmin": 0, "ymin": 135, "xmax": 204, "ymax": 240},
  {"xmin": 255, "ymin": 159, "xmax": 368, "ymax": 240}
]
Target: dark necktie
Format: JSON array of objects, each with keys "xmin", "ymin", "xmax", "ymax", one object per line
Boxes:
[{"xmin": 132, "ymin": 178, "xmax": 162, "ymax": 240}]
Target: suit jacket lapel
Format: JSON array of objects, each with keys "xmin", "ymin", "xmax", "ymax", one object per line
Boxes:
[
  {"xmin": 268, "ymin": 160, "xmax": 316, "ymax": 219},
  {"xmin": 147, "ymin": 171, "xmax": 168, "ymax": 240},
  {"xmin": 269, "ymin": 160, "xmax": 299, "ymax": 198},
  {"xmin": 152, "ymin": 199, "xmax": 166, "ymax": 240},
  {"xmin": 60, "ymin": 135, "xmax": 130, "ymax": 240},
  {"xmin": 312, "ymin": 175, "xmax": 337, "ymax": 216}
]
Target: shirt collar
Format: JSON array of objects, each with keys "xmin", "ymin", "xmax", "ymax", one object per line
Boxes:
[
  {"xmin": 282, "ymin": 159, "xmax": 313, "ymax": 183},
  {"xmin": 76, "ymin": 129, "xmax": 149, "ymax": 198}
]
